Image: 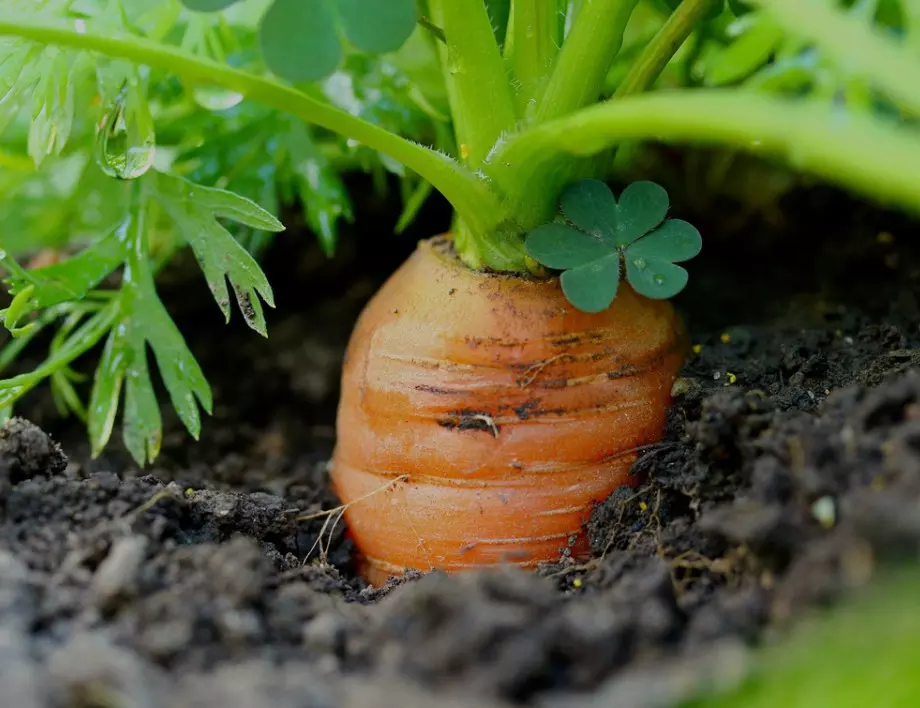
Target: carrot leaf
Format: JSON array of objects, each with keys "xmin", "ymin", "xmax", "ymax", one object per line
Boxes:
[
  {"xmin": 526, "ymin": 179, "xmax": 701, "ymax": 312},
  {"xmin": 0, "ymin": 225, "xmax": 127, "ymax": 325},
  {"xmin": 180, "ymin": 0, "xmax": 241, "ymax": 10},
  {"xmin": 149, "ymin": 171, "xmax": 282, "ymax": 337}
]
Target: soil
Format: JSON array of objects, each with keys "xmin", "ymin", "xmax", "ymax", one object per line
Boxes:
[{"xmin": 3, "ymin": 175, "xmax": 920, "ymax": 707}]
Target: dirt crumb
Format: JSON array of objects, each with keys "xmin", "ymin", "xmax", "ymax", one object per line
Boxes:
[{"xmin": 0, "ymin": 417, "xmax": 66, "ymax": 496}]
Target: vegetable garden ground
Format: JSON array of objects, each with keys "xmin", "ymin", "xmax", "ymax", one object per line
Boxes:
[{"xmin": 2, "ymin": 177, "xmax": 920, "ymax": 707}]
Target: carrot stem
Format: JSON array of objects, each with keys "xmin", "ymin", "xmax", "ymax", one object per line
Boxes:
[
  {"xmin": 492, "ymin": 90, "xmax": 920, "ymax": 220},
  {"xmin": 501, "ymin": 0, "xmax": 640, "ymax": 228},
  {"xmin": 505, "ymin": 0, "xmax": 563, "ymax": 114},
  {"xmin": 426, "ymin": 0, "xmax": 518, "ymax": 169}
]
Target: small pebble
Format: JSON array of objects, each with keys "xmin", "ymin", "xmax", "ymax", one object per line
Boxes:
[
  {"xmin": 811, "ymin": 496, "xmax": 836, "ymax": 529},
  {"xmin": 91, "ymin": 536, "xmax": 148, "ymax": 611}
]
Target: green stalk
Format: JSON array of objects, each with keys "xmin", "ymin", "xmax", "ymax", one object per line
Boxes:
[
  {"xmin": 494, "ymin": 90, "xmax": 920, "ymax": 219},
  {"xmin": 615, "ymin": 0, "xmax": 719, "ymax": 97},
  {"xmin": 505, "ymin": 0, "xmax": 562, "ymax": 114},
  {"xmin": 421, "ymin": 0, "xmax": 523, "ymax": 270},
  {"xmin": 751, "ymin": 0, "xmax": 920, "ymax": 116},
  {"xmin": 0, "ymin": 15, "xmax": 505, "ymax": 239},
  {"xmin": 532, "ymin": 0, "xmax": 639, "ymax": 123},
  {"xmin": 426, "ymin": 0, "xmax": 517, "ymax": 167},
  {"xmin": 495, "ymin": 0, "xmax": 639, "ymax": 231}
]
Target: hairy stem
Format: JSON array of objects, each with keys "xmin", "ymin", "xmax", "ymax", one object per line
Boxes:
[
  {"xmin": 426, "ymin": 0, "xmax": 517, "ymax": 168},
  {"xmin": 505, "ymin": 0, "xmax": 562, "ymax": 113},
  {"xmin": 496, "ymin": 0, "xmax": 639, "ymax": 228},
  {"xmin": 615, "ymin": 0, "xmax": 718, "ymax": 97},
  {"xmin": 751, "ymin": 0, "xmax": 920, "ymax": 116},
  {"xmin": 0, "ymin": 15, "xmax": 506, "ymax": 239},
  {"xmin": 495, "ymin": 90, "xmax": 920, "ymax": 219}
]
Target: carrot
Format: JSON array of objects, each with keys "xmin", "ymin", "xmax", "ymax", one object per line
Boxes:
[{"xmin": 330, "ymin": 236, "xmax": 686, "ymax": 586}]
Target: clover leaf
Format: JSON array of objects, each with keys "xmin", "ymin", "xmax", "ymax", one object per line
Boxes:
[{"xmin": 525, "ymin": 180, "xmax": 702, "ymax": 313}]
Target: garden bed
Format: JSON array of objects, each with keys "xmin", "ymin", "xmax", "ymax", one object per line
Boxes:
[{"xmin": 2, "ymin": 182, "xmax": 920, "ymax": 707}]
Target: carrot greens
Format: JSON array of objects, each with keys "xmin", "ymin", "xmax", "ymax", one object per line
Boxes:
[{"xmin": 1, "ymin": 0, "xmax": 919, "ymax": 464}]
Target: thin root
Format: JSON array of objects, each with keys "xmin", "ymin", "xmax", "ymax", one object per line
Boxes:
[
  {"xmin": 298, "ymin": 474, "xmax": 409, "ymax": 565},
  {"xmin": 518, "ymin": 353, "xmax": 569, "ymax": 388},
  {"xmin": 124, "ymin": 488, "xmax": 181, "ymax": 521}
]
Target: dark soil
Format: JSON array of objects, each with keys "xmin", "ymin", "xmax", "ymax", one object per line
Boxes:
[{"xmin": 4, "ymin": 178, "xmax": 920, "ymax": 707}]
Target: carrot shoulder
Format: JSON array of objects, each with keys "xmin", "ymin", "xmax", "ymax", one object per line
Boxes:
[{"xmin": 331, "ymin": 236, "xmax": 686, "ymax": 585}]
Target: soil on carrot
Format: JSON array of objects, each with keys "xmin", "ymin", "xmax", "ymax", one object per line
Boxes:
[{"xmin": 4, "ymin": 176, "xmax": 920, "ymax": 707}]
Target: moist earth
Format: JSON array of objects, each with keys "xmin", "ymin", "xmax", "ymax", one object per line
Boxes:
[{"xmin": 3, "ymin": 182, "xmax": 920, "ymax": 707}]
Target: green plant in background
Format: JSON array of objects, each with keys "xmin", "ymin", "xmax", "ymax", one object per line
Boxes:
[
  {"xmin": 0, "ymin": 0, "xmax": 448, "ymax": 462},
  {"xmin": 1, "ymin": 0, "xmax": 920, "ymax": 465},
  {"xmin": 681, "ymin": 567, "xmax": 920, "ymax": 707}
]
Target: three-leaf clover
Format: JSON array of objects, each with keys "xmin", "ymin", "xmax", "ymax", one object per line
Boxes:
[{"xmin": 525, "ymin": 180, "xmax": 702, "ymax": 314}]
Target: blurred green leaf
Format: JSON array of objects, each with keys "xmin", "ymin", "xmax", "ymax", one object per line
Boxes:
[
  {"xmin": 705, "ymin": 14, "xmax": 783, "ymax": 85},
  {"xmin": 0, "ymin": 302, "xmax": 119, "ymax": 410},
  {"xmin": 683, "ymin": 568, "xmax": 920, "ymax": 708},
  {"xmin": 727, "ymin": 0, "xmax": 753, "ymax": 15},
  {"xmin": 180, "ymin": 0, "xmax": 241, "ymax": 11},
  {"xmin": 323, "ymin": 54, "xmax": 434, "ymax": 141},
  {"xmin": 0, "ymin": 154, "xmax": 130, "ymax": 258},
  {"xmin": 395, "ymin": 178, "xmax": 433, "ymax": 234},
  {"xmin": 284, "ymin": 122, "xmax": 353, "ymax": 256},
  {"xmin": 27, "ymin": 50, "xmax": 76, "ymax": 167},
  {"xmin": 654, "ymin": 0, "xmax": 725, "ymax": 21},
  {"xmin": 0, "ymin": 44, "xmax": 44, "ymax": 136},
  {"xmin": 47, "ymin": 308, "xmax": 91, "ymax": 420},
  {"xmin": 0, "ymin": 223, "xmax": 127, "ymax": 327},
  {"xmin": 336, "ymin": 0, "xmax": 417, "ymax": 54},
  {"xmin": 260, "ymin": 0, "xmax": 342, "ymax": 82}
]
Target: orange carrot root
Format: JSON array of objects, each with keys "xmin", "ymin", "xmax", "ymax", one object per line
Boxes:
[{"xmin": 331, "ymin": 236, "xmax": 686, "ymax": 586}]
